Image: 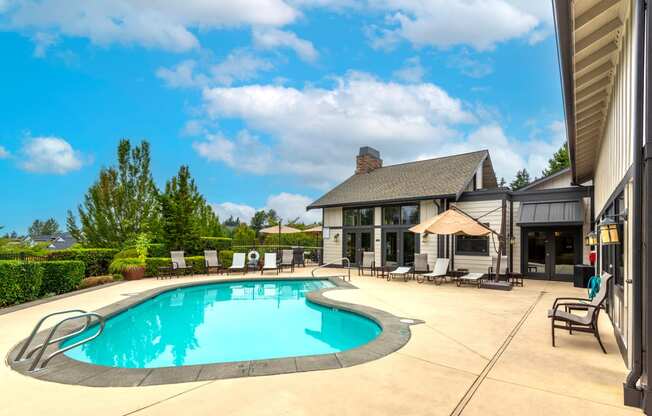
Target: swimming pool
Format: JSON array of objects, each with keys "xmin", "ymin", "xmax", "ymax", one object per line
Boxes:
[{"xmin": 63, "ymin": 279, "xmax": 382, "ymax": 368}]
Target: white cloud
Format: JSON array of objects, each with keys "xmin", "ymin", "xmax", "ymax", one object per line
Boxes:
[
  {"xmin": 32, "ymin": 32, "xmax": 58, "ymax": 57},
  {"xmin": 211, "ymin": 192, "xmax": 321, "ymax": 224},
  {"xmin": 20, "ymin": 137, "xmax": 86, "ymax": 174},
  {"xmin": 253, "ymin": 28, "xmax": 318, "ymax": 62},
  {"xmin": 156, "ymin": 60, "xmax": 208, "ymax": 88},
  {"xmin": 198, "ymin": 72, "xmax": 474, "ymax": 188},
  {"xmin": 0, "ymin": 145, "xmax": 9, "ymax": 158},
  {"xmin": 392, "ymin": 56, "xmax": 425, "ymax": 83},
  {"xmin": 3, "ymin": 0, "xmax": 298, "ymax": 52},
  {"xmin": 193, "ymin": 131, "xmax": 273, "ymax": 174},
  {"xmin": 448, "ymin": 49, "xmax": 493, "ymax": 78}
]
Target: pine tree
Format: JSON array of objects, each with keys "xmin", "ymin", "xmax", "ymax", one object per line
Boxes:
[
  {"xmin": 67, "ymin": 139, "xmax": 160, "ymax": 247},
  {"xmin": 510, "ymin": 169, "xmax": 531, "ymax": 191},
  {"xmin": 159, "ymin": 166, "xmax": 204, "ymax": 252},
  {"xmin": 542, "ymin": 143, "xmax": 570, "ymax": 177},
  {"xmin": 28, "ymin": 218, "xmax": 60, "ymax": 236},
  {"xmin": 498, "ymin": 177, "xmax": 506, "ymax": 188}
]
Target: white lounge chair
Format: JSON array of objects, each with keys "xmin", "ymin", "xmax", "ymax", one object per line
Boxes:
[
  {"xmin": 417, "ymin": 258, "xmax": 450, "ymax": 284},
  {"xmin": 456, "ymin": 272, "xmax": 486, "ymax": 287},
  {"xmin": 228, "ymin": 253, "xmax": 247, "ymax": 274},
  {"xmin": 261, "ymin": 252, "xmax": 279, "ymax": 275},
  {"xmin": 413, "ymin": 253, "xmax": 429, "ymax": 275},
  {"xmin": 387, "ymin": 266, "xmax": 412, "ymax": 282},
  {"xmin": 359, "ymin": 251, "xmax": 376, "ymax": 276},
  {"xmin": 204, "ymin": 250, "xmax": 222, "ymax": 275}
]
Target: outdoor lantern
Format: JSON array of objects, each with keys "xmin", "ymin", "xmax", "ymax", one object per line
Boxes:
[
  {"xmin": 599, "ymin": 217, "xmax": 620, "ymax": 245},
  {"xmin": 584, "ymin": 231, "xmax": 598, "ymax": 246}
]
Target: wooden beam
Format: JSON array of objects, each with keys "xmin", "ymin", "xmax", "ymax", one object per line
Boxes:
[
  {"xmin": 576, "ymin": 102, "xmax": 604, "ymax": 121},
  {"xmin": 577, "ymin": 112, "xmax": 604, "ymax": 129},
  {"xmin": 576, "ymin": 91, "xmax": 607, "ymax": 111},
  {"xmin": 576, "ymin": 76, "xmax": 610, "ymax": 101},
  {"xmin": 575, "ymin": 61, "xmax": 613, "ymax": 88},
  {"xmin": 575, "ymin": 41, "xmax": 618, "ymax": 72},
  {"xmin": 575, "ymin": 0, "xmax": 621, "ymax": 30},
  {"xmin": 576, "ymin": 17, "xmax": 622, "ymax": 53}
]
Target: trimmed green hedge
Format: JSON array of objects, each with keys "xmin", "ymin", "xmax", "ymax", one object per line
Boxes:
[
  {"xmin": 200, "ymin": 237, "xmax": 232, "ymax": 253},
  {"xmin": 39, "ymin": 261, "xmax": 85, "ymax": 296},
  {"xmin": 219, "ymin": 250, "xmax": 234, "ymax": 268},
  {"xmin": 47, "ymin": 248, "xmax": 118, "ymax": 276},
  {"xmin": 0, "ymin": 261, "xmax": 44, "ymax": 307},
  {"xmin": 144, "ymin": 256, "xmax": 207, "ymax": 277}
]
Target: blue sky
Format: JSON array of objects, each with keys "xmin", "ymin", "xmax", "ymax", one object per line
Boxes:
[{"xmin": 0, "ymin": 1, "xmax": 565, "ymax": 235}]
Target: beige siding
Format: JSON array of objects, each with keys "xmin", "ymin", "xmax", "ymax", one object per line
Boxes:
[
  {"xmin": 374, "ymin": 207, "xmax": 382, "ymax": 266},
  {"xmin": 526, "ymin": 171, "xmax": 573, "ymax": 191},
  {"xmin": 322, "ymin": 207, "xmax": 342, "ymax": 264},
  {"xmin": 511, "ymin": 202, "xmax": 522, "ymax": 274},
  {"xmin": 419, "ymin": 200, "xmax": 439, "ymax": 269},
  {"xmin": 451, "ymin": 200, "xmax": 504, "ymax": 273},
  {"xmin": 594, "ymin": 14, "xmax": 634, "ymax": 215}
]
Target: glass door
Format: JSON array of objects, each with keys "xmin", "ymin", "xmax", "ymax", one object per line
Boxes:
[
  {"xmin": 382, "ymin": 230, "xmax": 418, "ymax": 266},
  {"xmin": 525, "ymin": 230, "xmax": 549, "ymax": 278},
  {"xmin": 552, "ymin": 230, "xmax": 579, "ymax": 281},
  {"xmin": 402, "ymin": 231, "xmax": 416, "ymax": 265},
  {"xmin": 384, "ymin": 231, "xmax": 398, "ymax": 265},
  {"xmin": 344, "ymin": 230, "xmax": 374, "ymax": 265},
  {"xmin": 344, "ymin": 232, "xmax": 357, "ymax": 265},
  {"xmin": 524, "ymin": 228, "xmax": 580, "ymax": 281}
]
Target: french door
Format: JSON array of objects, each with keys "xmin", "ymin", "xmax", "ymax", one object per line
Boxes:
[
  {"xmin": 343, "ymin": 229, "xmax": 373, "ymax": 265},
  {"xmin": 382, "ymin": 229, "xmax": 417, "ymax": 266},
  {"xmin": 523, "ymin": 227, "xmax": 581, "ymax": 281}
]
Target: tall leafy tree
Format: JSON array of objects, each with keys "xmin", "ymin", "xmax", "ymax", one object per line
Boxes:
[
  {"xmin": 232, "ymin": 224, "xmax": 256, "ymax": 247},
  {"xmin": 542, "ymin": 143, "xmax": 570, "ymax": 177},
  {"xmin": 28, "ymin": 218, "xmax": 60, "ymax": 236},
  {"xmin": 67, "ymin": 139, "xmax": 160, "ymax": 247},
  {"xmin": 510, "ymin": 169, "xmax": 532, "ymax": 191},
  {"xmin": 197, "ymin": 203, "xmax": 223, "ymax": 237},
  {"xmin": 250, "ymin": 210, "xmax": 267, "ymax": 236}
]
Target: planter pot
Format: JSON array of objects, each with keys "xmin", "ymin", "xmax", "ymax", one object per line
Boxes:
[{"xmin": 122, "ymin": 266, "xmax": 145, "ymax": 281}]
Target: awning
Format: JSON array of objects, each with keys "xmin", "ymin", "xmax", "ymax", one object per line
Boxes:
[
  {"xmin": 518, "ymin": 200, "xmax": 584, "ymax": 226},
  {"xmin": 409, "ymin": 208, "xmax": 492, "ymax": 236}
]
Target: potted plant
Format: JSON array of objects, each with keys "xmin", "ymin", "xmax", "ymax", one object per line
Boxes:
[{"xmin": 110, "ymin": 234, "xmax": 149, "ymax": 280}]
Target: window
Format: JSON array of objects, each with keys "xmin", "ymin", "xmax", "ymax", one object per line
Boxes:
[
  {"xmin": 343, "ymin": 207, "xmax": 374, "ymax": 227},
  {"xmin": 383, "ymin": 205, "xmax": 419, "ymax": 225},
  {"xmin": 455, "ymin": 235, "xmax": 489, "ymax": 256},
  {"xmin": 600, "ymin": 193, "xmax": 625, "ymax": 286}
]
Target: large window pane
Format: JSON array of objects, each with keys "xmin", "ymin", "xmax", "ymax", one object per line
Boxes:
[
  {"xmin": 403, "ymin": 232, "xmax": 415, "ymax": 265},
  {"xmin": 527, "ymin": 231, "xmax": 546, "ymax": 274},
  {"xmin": 455, "ymin": 235, "xmax": 489, "ymax": 256},
  {"xmin": 343, "ymin": 208, "xmax": 357, "ymax": 226},
  {"xmin": 401, "ymin": 205, "xmax": 419, "ymax": 225},
  {"xmin": 383, "ymin": 206, "xmax": 400, "ymax": 225},
  {"xmin": 359, "ymin": 208, "xmax": 374, "ymax": 226},
  {"xmin": 554, "ymin": 231, "xmax": 575, "ymax": 276},
  {"xmin": 384, "ymin": 232, "xmax": 398, "ymax": 263}
]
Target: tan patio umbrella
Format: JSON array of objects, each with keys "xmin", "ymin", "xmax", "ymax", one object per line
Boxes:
[
  {"xmin": 304, "ymin": 225, "xmax": 322, "ymax": 233},
  {"xmin": 260, "ymin": 223, "xmax": 302, "ymax": 253},
  {"xmin": 409, "ymin": 208, "xmax": 494, "ymax": 236}
]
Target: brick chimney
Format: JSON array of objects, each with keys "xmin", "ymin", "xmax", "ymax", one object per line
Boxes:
[{"xmin": 355, "ymin": 146, "xmax": 382, "ymax": 174}]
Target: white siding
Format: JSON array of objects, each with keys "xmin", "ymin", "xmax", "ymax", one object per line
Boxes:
[
  {"xmin": 322, "ymin": 207, "xmax": 342, "ymax": 264},
  {"xmin": 511, "ymin": 201, "xmax": 521, "ymax": 274},
  {"xmin": 451, "ymin": 200, "xmax": 504, "ymax": 273},
  {"xmin": 419, "ymin": 200, "xmax": 439, "ymax": 270},
  {"xmin": 526, "ymin": 170, "xmax": 573, "ymax": 191},
  {"xmin": 374, "ymin": 207, "xmax": 382, "ymax": 266}
]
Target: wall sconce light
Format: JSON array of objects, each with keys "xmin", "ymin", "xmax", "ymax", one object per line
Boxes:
[
  {"xmin": 584, "ymin": 231, "xmax": 598, "ymax": 246},
  {"xmin": 334, "ymin": 233, "xmax": 340, "ymax": 241},
  {"xmin": 599, "ymin": 218, "xmax": 620, "ymax": 245}
]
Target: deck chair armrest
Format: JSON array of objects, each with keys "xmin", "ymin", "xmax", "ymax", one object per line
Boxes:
[
  {"xmin": 552, "ymin": 297, "xmax": 590, "ymax": 307},
  {"xmin": 552, "ymin": 302, "xmax": 596, "ymax": 314}
]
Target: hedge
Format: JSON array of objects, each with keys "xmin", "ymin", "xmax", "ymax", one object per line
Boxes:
[
  {"xmin": 38, "ymin": 261, "xmax": 85, "ymax": 296},
  {"xmin": 200, "ymin": 237, "xmax": 232, "ymax": 253},
  {"xmin": 144, "ymin": 256, "xmax": 206, "ymax": 277},
  {"xmin": 0, "ymin": 261, "xmax": 43, "ymax": 307},
  {"xmin": 121, "ymin": 243, "xmax": 168, "ymax": 258},
  {"xmin": 219, "ymin": 250, "xmax": 233, "ymax": 268},
  {"xmin": 47, "ymin": 248, "xmax": 119, "ymax": 276}
]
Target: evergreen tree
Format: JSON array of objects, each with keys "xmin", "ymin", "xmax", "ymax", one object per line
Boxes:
[
  {"xmin": 510, "ymin": 169, "xmax": 531, "ymax": 191},
  {"xmin": 197, "ymin": 203, "xmax": 223, "ymax": 237},
  {"xmin": 250, "ymin": 210, "xmax": 267, "ymax": 235},
  {"xmin": 28, "ymin": 218, "xmax": 60, "ymax": 236},
  {"xmin": 266, "ymin": 209, "xmax": 279, "ymax": 226},
  {"xmin": 232, "ymin": 224, "xmax": 256, "ymax": 247},
  {"xmin": 498, "ymin": 177, "xmax": 507, "ymax": 188},
  {"xmin": 67, "ymin": 139, "xmax": 160, "ymax": 247},
  {"xmin": 542, "ymin": 143, "xmax": 570, "ymax": 177}
]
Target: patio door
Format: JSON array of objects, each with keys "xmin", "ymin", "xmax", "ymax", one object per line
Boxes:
[
  {"xmin": 343, "ymin": 230, "xmax": 373, "ymax": 265},
  {"xmin": 382, "ymin": 230, "xmax": 418, "ymax": 266},
  {"xmin": 523, "ymin": 227, "xmax": 581, "ymax": 281}
]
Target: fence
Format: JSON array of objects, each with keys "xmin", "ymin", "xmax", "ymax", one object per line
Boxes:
[
  {"xmin": 0, "ymin": 253, "xmax": 49, "ymax": 262},
  {"xmin": 230, "ymin": 245, "xmax": 323, "ymax": 265}
]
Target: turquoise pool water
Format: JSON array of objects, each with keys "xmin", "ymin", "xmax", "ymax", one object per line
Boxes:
[{"xmin": 63, "ymin": 280, "xmax": 381, "ymax": 368}]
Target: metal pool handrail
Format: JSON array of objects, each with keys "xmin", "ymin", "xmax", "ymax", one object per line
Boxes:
[
  {"xmin": 311, "ymin": 258, "xmax": 351, "ymax": 281},
  {"xmin": 29, "ymin": 312, "xmax": 106, "ymax": 372},
  {"xmin": 14, "ymin": 309, "xmax": 88, "ymax": 362}
]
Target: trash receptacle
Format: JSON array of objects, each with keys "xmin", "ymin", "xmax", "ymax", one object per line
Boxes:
[{"xmin": 573, "ymin": 264, "xmax": 594, "ymax": 288}]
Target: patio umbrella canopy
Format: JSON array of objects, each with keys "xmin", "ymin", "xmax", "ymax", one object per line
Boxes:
[
  {"xmin": 409, "ymin": 208, "xmax": 493, "ymax": 236},
  {"xmin": 259, "ymin": 225, "xmax": 302, "ymax": 234},
  {"xmin": 304, "ymin": 225, "xmax": 322, "ymax": 233}
]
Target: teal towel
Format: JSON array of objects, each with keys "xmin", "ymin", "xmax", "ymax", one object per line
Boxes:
[{"xmin": 587, "ymin": 275, "xmax": 601, "ymax": 301}]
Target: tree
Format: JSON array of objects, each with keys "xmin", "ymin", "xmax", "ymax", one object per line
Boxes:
[
  {"xmin": 542, "ymin": 142, "xmax": 570, "ymax": 177},
  {"xmin": 510, "ymin": 169, "xmax": 531, "ymax": 191},
  {"xmin": 28, "ymin": 218, "xmax": 60, "ymax": 236},
  {"xmin": 232, "ymin": 224, "xmax": 256, "ymax": 248},
  {"xmin": 250, "ymin": 210, "xmax": 267, "ymax": 235},
  {"xmin": 197, "ymin": 203, "xmax": 224, "ymax": 237},
  {"xmin": 266, "ymin": 209, "xmax": 279, "ymax": 226},
  {"xmin": 67, "ymin": 140, "xmax": 160, "ymax": 247},
  {"xmin": 223, "ymin": 216, "xmax": 240, "ymax": 227},
  {"xmin": 498, "ymin": 177, "xmax": 507, "ymax": 188}
]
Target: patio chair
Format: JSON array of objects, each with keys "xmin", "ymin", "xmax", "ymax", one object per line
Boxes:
[
  {"xmin": 413, "ymin": 253, "xmax": 430, "ymax": 278},
  {"xmin": 158, "ymin": 251, "xmax": 193, "ymax": 279},
  {"xmin": 293, "ymin": 248, "xmax": 306, "ymax": 267},
  {"xmin": 548, "ymin": 272, "xmax": 613, "ymax": 353},
  {"xmin": 228, "ymin": 253, "xmax": 247, "ymax": 275},
  {"xmin": 456, "ymin": 272, "xmax": 486, "ymax": 288},
  {"xmin": 261, "ymin": 252, "xmax": 279, "ymax": 275},
  {"xmin": 204, "ymin": 250, "xmax": 222, "ymax": 275},
  {"xmin": 279, "ymin": 249, "xmax": 294, "ymax": 272},
  {"xmin": 358, "ymin": 251, "xmax": 376, "ymax": 276},
  {"xmin": 488, "ymin": 255, "xmax": 509, "ymax": 281},
  {"xmin": 387, "ymin": 266, "xmax": 412, "ymax": 282},
  {"xmin": 417, "ymin": 258, "xmax": 449, "ymax": 284}
]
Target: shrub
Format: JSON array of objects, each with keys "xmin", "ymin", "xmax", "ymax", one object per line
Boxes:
[
  {"xmin": 113, "ymin": 248, "xmax": 139, "ymax": 259},
  {"xmin": 38, "ymin": 260, "xmax": 85, "ymax": 296},
  {"xmin": 78, "ymin": 275, "xmax": 115, "ymax": 290},
  {"xmin": 200, "ymin": 237, "xmax": 232, "ymax": 253},
  {"xmin": 47, "ymin": 248, "xmax": 119, "ymax": 276},
  {"xmin": 219, "ymin": 250, "xmax": 234, "ymax": 268},
  {"xmin": 143, "ymin": 256, "xmax": 206, "ymax": 277},
  {"xmin": 109, "ymin": 258, "xmax": 146, "ymax": 274},
  {"xmin": 0, "ymin": 261, "xmax": 43, "ymax": 306}
]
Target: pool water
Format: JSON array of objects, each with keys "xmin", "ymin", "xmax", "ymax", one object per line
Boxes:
[{"xmin": 63, "ymin": 280, "xmax": 382, "ymax": 368}]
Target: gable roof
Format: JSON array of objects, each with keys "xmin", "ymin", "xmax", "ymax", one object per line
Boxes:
[
  {"xmin": 518, "ymin": 168, "xmax": 572, "ymax": 191},
  {"xmin": 308, "ymin": 150, "xmax": 496, "ymax": 209}
]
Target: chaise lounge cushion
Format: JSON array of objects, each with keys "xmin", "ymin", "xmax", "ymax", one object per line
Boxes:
[{"xmin": 547, "ymin": 308, "xmax": 593, "ymax": 325}]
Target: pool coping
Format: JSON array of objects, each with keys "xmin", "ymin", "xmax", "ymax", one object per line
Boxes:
[{"xmin": 6, "ymin": 276, "xmax": 421, "ymax": 387}]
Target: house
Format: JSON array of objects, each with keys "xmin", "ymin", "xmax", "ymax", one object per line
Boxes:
[
  {"xmin": 27, "ymin": 232, "xmax": 77, "ymax": 250},
  {"xmin": 553, "ymin": 0, "xmax": 650, "ymax": 411},
  {"xmin": 308, "ymin": 147, "xmax": 592, "ymax": 282}
]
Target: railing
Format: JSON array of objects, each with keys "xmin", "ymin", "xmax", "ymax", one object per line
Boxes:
[
  {"xmin": 231, "ymin": 245, "xmax": 323, "ymax": 265},
  {"xmin": 0, "ymin": 253, "xmax": 49, "ymax": 262},
  {"xmin": 311, "ymin": 258, "xmax": 351, "ymax": 281},
  {"xmin": 15, "ymin": 310, "xmax": 106, "ymax": 372}
]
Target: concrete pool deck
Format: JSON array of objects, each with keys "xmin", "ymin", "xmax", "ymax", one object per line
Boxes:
[{"xmin": 0, "ymin": 267, "xmax": 640, "ymax": 416}]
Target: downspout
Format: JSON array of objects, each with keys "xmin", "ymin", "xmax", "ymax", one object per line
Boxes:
[{"xmin": 624, "ymin": 0, "xmax": 647, "ymax": 408}]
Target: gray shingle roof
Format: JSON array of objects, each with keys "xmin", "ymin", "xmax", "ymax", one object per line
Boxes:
[{"xmin": 308, "ymin": 150, "xmax": 493, "ymax": 209}]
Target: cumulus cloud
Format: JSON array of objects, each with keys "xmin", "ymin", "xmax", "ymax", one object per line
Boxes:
[
  {"xmin": 392, "ymin": 56, "xmax": 425, "ymax": 83},
  {"xmin": 252, "ymin": 28, "xmax": 318, "ymax": 62},
  {"xmin": 20, "ymin": 137, "xmax": 86, "ymax": 174},
  {"xmin": 156, "ymin": 60, "xmax": 208, "ymax": 88},
  {"xmin": 192, "ymin": 131, "xmax": 273, "ymax": 174},
  {"xmin": 211, "ymin": 193, "xmax": 321, "ymax": 224},
  {"xmin": 2, "ymin": 0, "xmax": 298, "ymax": 52},
  {"xmin": 448, "ymin": 49, "xmax": 493, "ymax": 78}
]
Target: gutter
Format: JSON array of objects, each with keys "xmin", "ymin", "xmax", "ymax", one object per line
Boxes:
[{"xmin": 624, "ymin": 0, "xmax": 647, "ymax": 409}]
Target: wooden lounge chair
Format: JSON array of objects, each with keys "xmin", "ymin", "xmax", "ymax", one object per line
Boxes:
[
  {"xmin": 157, "ymin": 251, "xmax": 193, "ymax": 279},
  {"xmin": 261, "ymin": 252, "xmax": 279, "ymax": 275},
  {"xmin": 204, "ymin": 250, "xmax": 222, "ymax": 275},
  {"xmin": 417, "ymin": 258, "xmax": 449, "ymax": 284},
  {"xmin": 456, "ymin": 272, "xmax": 486, "ymax": 287},
  {"xmin": 358, "ymin": 251, "xmax": 376, "ymax": 276},
  {"xmin": 548, "ymin": 272, "xmax": 613, "ymax": 353},
  {"xmin": 228, "ymin": 253, "xmax": 247, "ymax": 275},
  {"xmin": 413, "ymin": 253, "xmax": 429, "ymax": 278},
  {"xmin": 387, "ymin": 266, "xmax": 412, "ymax": 282},
  {"xmin": 279, "ymin": 249, "xmax": 294, "ymax": 272}
]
